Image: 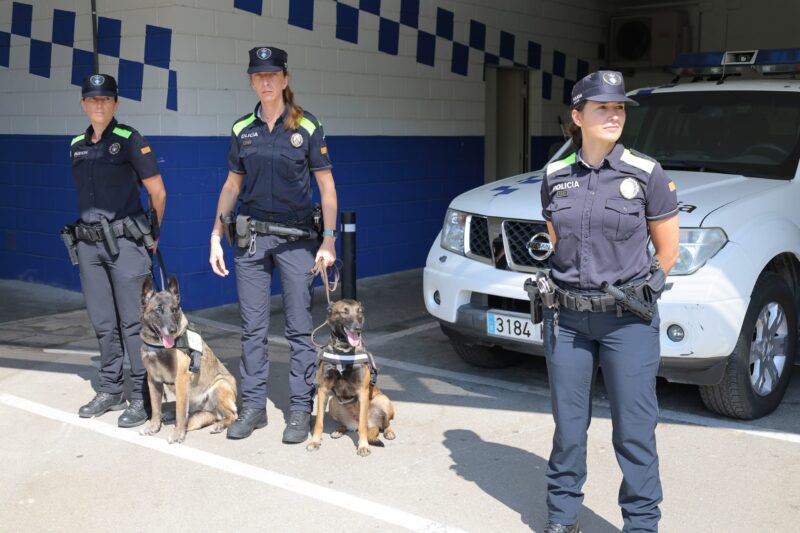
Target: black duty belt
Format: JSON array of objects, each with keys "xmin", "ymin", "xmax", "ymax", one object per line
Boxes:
[
  {"xmin": 556, "ymin": 290, "xmax": 618, "ymax": 313},
  {"xmin": 74, "ymin": 221, "xmax": 127, "ymax": 242},
  {"xmin": 242, "ymin": 209, "xmax": 312, "ymax": 225}
]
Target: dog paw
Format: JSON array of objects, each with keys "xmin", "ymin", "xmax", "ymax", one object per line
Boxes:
[
  {"xmin": 139, "ymin": 422, "xmax": 161, "ymax": 436},
  {"xmin": 331, "ymin": 427, "xmax": 347, "ymax": 439},
  {"xmin": 356, "ymin": 445, "xmax": 371, "ymax": 457},
  {"xmin": 209, "ymin": 423, "xmax": 225, "ymax": 434},
  {"xmin": 306, "ymin": 440, "xmax": 322, "ymax": 452},
  {"xmin": 168, "ymin": 431, "xmax": 186, "ymax": 444},
  {"xmin": 384, "ymin": 428, "xmax": 396, "ymax": 440}
]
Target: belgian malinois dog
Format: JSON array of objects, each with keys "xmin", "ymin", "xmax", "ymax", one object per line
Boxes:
[
  {"xmin": 307, "ymin": 299, "xmax": 396, "ymax": 456},
  {"xmin": 139, "ymin": 275, "xmax": 237, "ymax": 444}
]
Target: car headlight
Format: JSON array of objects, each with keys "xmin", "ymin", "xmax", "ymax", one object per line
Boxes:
[
  {"xmin": 440, "ymin": 209, "xmax": 467, "ymax": 255},
  {"xmin": 670, "ymin": 228, "xmax": 728, "ymax": 275}
]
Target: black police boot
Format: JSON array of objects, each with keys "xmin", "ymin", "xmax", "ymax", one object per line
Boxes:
[
  {"xmin": 78, "ymin": 392, "xmax": 126, "ymax": 418},
  {"xmin": 226, "ymin": 408, "xmax": 268, "ymax": 440},
  {"xmin": 543, "ymin": 523, "xmax": 581, "ymax": 533},
  {"xmin": 282, "ymin": 410, "xmax": 311, "ymax": 444},
  {"xmin": 118, "ymin": 399, "xmax": 149, "ymax": 428}
]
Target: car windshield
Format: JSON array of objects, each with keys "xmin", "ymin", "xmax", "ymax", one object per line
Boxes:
[{"xmin": 620, "ymin": 90, "xmax": 800, "ymax": 179}]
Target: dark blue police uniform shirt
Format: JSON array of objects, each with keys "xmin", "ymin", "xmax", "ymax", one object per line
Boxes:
[
  {"xmin": 541, "ymin": 143, "xmax": 678, "ymax": 289},
  {"xmin": 70, "ymin": 118, "xmax": 160, "ymax": 224},
  {"xmin": 227, "ymin": 104, "xmax": 332, "ymax": 219}
]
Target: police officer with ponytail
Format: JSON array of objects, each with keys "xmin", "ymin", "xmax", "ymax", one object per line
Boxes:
[
  {"xmin": 68, "ymin": 74, "xmax": 166, "ymax": 427},
  {"xmin": 539, "ymin": 71, "xmax": 679, "ymax": 533},
  {"xmin": 209, "ymin": 47, "xmax": 338, "ymax": 443}
]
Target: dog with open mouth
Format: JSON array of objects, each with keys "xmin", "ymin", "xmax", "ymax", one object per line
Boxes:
[
  {"xmin": 307, "ymin": 299, "xmax": 396, "ymax": 456},
  {"xmin": 138, "ymin": 275, "xmax": 238, "ymax": 443}
]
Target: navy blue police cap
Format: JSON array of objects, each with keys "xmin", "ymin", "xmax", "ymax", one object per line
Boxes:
[
  {"xmin": 571, "ymin": 70, "xmax": 638, "ymax": 107},
  {"xmin": 81, "ymin": 73, "xmax": 118, "ymax": 98},
  {"xmin": 247, "ymin": 46, "xmax": 288, "ymax": 74}
]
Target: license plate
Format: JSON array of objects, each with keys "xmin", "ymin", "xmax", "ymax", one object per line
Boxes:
[{"xmin": 487, "ymin": 310, "xmax": 543, "ymax": 344}]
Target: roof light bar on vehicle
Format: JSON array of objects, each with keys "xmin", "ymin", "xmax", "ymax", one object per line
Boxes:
[{"xmin": 671, "ymin": 48, "xmax": 800, "ymax": 76}]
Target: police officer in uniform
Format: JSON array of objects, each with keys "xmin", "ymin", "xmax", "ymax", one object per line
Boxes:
[
  {"xmin": 539, "ymin": 71, "xmax": 679, "ymax": 533},
  {"xmin": 209, "ymin": 47, "xmax": 337, "ymax": 443},
  {"xmin": 70, "ymin": 74, "xmax": 166, "ymax": 427}
]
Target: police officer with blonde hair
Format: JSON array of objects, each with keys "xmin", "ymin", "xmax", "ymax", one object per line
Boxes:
[
  {"xmin": 68, "ymin": 74, "xmax": 166, "ymax": 427},
  {"xmin": 209, "ymin": 46, "xmax": 337, "ymax": 443},
  {"xmin": 539, "ymin": 71, "xmax": 679, "ymax": 532}
]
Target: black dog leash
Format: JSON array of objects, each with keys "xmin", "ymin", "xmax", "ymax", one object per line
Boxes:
[{"xmin": 150, "ymin": 248, "xmax": 168, "ymax": 291}]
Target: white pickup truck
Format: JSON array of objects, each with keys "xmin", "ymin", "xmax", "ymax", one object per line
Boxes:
[{"xmin": 423, "ymin": 51, "xmax": 800, "ymax": 419}]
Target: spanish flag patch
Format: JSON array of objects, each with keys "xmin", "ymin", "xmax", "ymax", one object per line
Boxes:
[
  {"xmin": 668, "ymin": 181, "xmax": 676, "ymax": 192},
  {"xmin": 321, "ymin": 146, "xmax": 328, "ymax": 155},
  {"xmin": 141, "ymin": 146, "xmax": 151, "ymax": 155}
]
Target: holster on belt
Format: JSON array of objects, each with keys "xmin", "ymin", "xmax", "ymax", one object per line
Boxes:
[
  {"xmin": 220, "ymin": 212, "xmax": 236, "ymax": 246},
  {"xmin": 60, "ymin": 224, "xmax": 79, "ymax": 266},
  {"xmin": 235, "ymin": 215, "xmax": 254, "ymax": 249},
  {"xmin": 99, "ymin": 216, "xmax": 120, "ymax": 256},
  {"xmin": 130, "ymin": 212, "xmax": 155, "ymax": 250}
]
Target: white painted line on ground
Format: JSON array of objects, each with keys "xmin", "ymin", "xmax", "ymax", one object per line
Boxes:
[
  {"xmin": 0, "ymin": 392, "xmax": 465, "ymax": 533},
  {"xmin": 370, "ymin": 322, "xmax": 440, "ymax": 347},
  {"xmin": 43, "ymin": 348, "xmax": 100, "ymax": 356}
]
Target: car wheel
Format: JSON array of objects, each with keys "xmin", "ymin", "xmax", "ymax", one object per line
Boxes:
[
  {"xmin": 440, "ymin": 325, "xmax": 525, "ymax": 369},
  {"xmin": 699, "ymin": 272, "xmax": 796, "ymax": 419}
]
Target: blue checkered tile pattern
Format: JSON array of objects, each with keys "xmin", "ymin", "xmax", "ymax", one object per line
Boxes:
[
  {"xmin": 1, "ymin": 2, "xmax": 178, "ymax": 111},
  {"xmin": 234, "ymin": 0, "xmax": 590, "ymax": 104}
]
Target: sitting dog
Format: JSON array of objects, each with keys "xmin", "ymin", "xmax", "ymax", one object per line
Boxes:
[
  {"xmin": 307, "ymin": 299, "xmax": 396, "ymax": 456},
  {"xmin": 139, "ymin": 275, "xmax": 237, "ymax": 443}
]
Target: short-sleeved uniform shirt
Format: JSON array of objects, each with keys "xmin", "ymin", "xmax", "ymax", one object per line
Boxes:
[
  {"xmin": 541, "ymin": 142, "xmax": 678, "ymax": 290},
  {"xmin": 70, "ymin": 118, "xmax": 160, "ymax": 224},
  {"xmin": 227, "ymin": 104, "xmax": 332, "ymax": 220}
]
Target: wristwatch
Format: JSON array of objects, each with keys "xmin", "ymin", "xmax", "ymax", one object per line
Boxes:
[{"xmin": 321, "ymin": 229, "xmax": 337, "ymax": 239}]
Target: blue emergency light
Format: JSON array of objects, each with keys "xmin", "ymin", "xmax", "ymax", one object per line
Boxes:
[{"xmin": 671, "ymin": 47, "xmax": 800, "ymax": 76}]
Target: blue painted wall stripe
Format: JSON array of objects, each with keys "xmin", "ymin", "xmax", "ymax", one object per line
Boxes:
[
  {"xmin": 469, "ymin": 20, "xmax": 486, "ymax": 51},
  {"xmin": 11, "ymin": 2, "xmax": 32, "ymax": 37},
  {"xmin": 336, "ymin": 2, "xmax": 359, "ymax": 44},
  {"xmin": 52, "ymin": 9, "xmax": 75, "ymax": 48},
  {"xmin": 451, "ymin": 42, "xmax": 468, "ymax": 76},
  {"xmin": 378, "ymin": 17, "xmax": 399, "ymax": 56},
  {"xmin": 528, "ymin": 41, "xmax": 541, "ymax": 69},
  {"xmin": 360, "ymin": 0, "xmax": 381, "ymax": 16},
  {"xmin": 234, "ymin": 0, "xmax": 263, "ymax": 16},
  {"xmin": 416, "ymin": 30, "xmax": 435, "ymax": 66},
  {"xmin": 542, "ymin": 71, "xmax": 552, "ymax": 99},
  {"xmin": 118, "ymin": 58, "xmax": 144, "ymax": 101},
  {"xmin": 70, "ymin": 48, "xmax": 94, "ymax": 86},
  {"xmin": 499, "ymin": 31, "xmax": 514, "ymax": 61},
  {"xmin": 167, "ymin": 70, "xmax": 178, "ymax": 111},
  {"xmin": 436, "ymin": 8, "xmax": 454, "ymax": 40},
  {"xmin": 552, "ymin": 50, "xmax": 566, "ymax": 77},
  {"xmin": 145, "ymin": 25, "xmax": 172, "ymax": 69},
  {"xmin": 0, "ymin": 32, "xmax": 9, "ymax": 68},
  {"xmin": 399, "ymin": 0, "xmax": 419, "ymax": 28},
  {"xmin": 28, "ymin": 39, "xmax": 51, "ymax": 78},
  {"xmin": 288, "ymin": 0, "xmax": 314, "ymax": 31},
  {"xmin": 97, "ymin": 17, "xmax": 122, "ymax": 58}
]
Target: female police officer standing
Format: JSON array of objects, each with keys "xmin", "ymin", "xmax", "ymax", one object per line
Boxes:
[
  {"xmin": 70, "ymin": 74, "xmax": 166, "ymax": 427},
  {"xmin": 209, "ymin": 47, "xmax": 337, "ymax": 443},
  {"xmin": 539, "ymin": 71, "xmax": 679, "ymax": 533}
]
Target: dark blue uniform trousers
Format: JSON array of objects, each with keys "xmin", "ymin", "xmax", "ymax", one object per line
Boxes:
[
  {"xmin": 544, "ymin": 307, "xmax": 663, "ymax": 532},
  {"xmin": 77, "ymin": 237, "xmax": 152, "ymax": 400},
  {"xmin": 235, "ymin": 234, "xmax": 317, "ymax": 412}
]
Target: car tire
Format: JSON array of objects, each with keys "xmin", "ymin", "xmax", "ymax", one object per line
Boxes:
[
  {"xmin": 699, "ymin": 272, "xmax": 796, "ymax": 419},
  {"xmin": 441, "ymin": 325, "xmax": 525, "ymax": 369}
]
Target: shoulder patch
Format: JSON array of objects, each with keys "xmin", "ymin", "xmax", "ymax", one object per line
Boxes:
[
  {"xmin": 112, "ymin": 126, "xmax": 132, "ymax": 139},
  {"xmin": 232, "ymin": 114, "xmax": 256, "ymax": 136},
  {"xmin": 546, "ymin": 153, "xmax": 577, "ymax": 176},
  {"xmin": 620, "ymin": 148, "xmax": 656, "ymax": 174},
  {"xmin": 70, "ymin": 133, "xmax": 85, "ymax": 146},
  {"xmin": 298, "ymin": 116, "xmax": 317, "ymax": 136}
]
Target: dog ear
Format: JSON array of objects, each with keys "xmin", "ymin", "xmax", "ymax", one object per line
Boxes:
[
  {"xmin": 168, "ymin": 274, "xmax": 180, "ymax": 303},
  {"xmin": 141, "ymin": 277, "xmax": 155, "ymax": 306}
]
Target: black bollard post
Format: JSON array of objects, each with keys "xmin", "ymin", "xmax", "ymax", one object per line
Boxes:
[{"xmin": 341, "ymin": 211, "xmax": 356, "ymax": 300}]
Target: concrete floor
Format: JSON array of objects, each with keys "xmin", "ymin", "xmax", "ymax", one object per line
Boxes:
[{"xmin": 0, "ymin": 270, "xmax": 798, "ymax": 532}]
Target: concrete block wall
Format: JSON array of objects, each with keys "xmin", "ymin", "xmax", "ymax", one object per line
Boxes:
[{"xmin": 0, "ymin": 0, "xmax": 607, "ymax": 309}]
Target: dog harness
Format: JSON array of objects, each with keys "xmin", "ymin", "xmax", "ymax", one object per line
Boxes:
[
  {"xmin": 318, "ymin": 346, "xmax": 379, "ymax": 403},
  {"xmin": 141, "ymin": 324, "xmax": 204, "ymax": 373}
]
